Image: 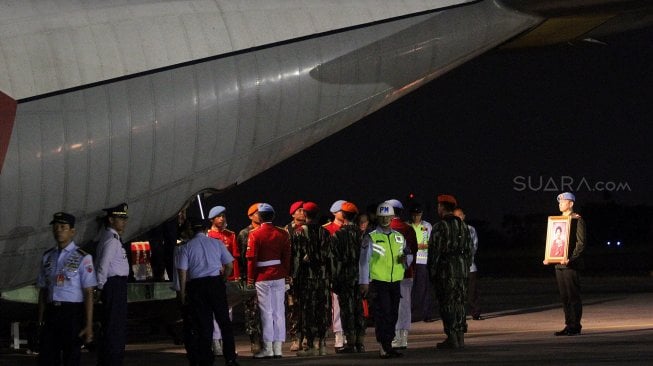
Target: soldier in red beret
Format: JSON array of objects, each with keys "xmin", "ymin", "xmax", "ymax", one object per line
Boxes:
[
  {"xmin": 284, "ymin": 201, "xmax": 306, "ymax": 352},
  {"xmin": 294, "ymin": 202, "xmax": 333, "ymax": 356},
  {"xmin": 428, "ymin": 194, "xmax": 472, "ymax": 349}
]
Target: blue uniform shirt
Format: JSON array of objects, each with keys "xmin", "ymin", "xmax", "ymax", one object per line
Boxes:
[
  {"xmin": 37, "ymin": 241, "xmax": 98, "ymax": 303},
  {"xmin": 95, "ymin": 227, "xmax": 129, "ymax": 289},
  {"xmin": 176, "ymin": 232, "xmax": 234, "ymax": 280}
]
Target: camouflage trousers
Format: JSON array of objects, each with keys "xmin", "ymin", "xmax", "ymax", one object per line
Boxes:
[
  {"xmin": 297, "ymin": 279, "xmax": 332, "ymax": 342},
  {"xmin": 433, "ymin": 276, "xmax": 468, "ymax": 335},
  {"xmin": 244, "ymin": 294, "xmax": 262, "ymax": 343},
  {"xmin": 336, "ymin": 284, "xmax": 366, "ymax": 339},
  {"xmin": 285, "ymin": 284, "xmax": 299, "ymax": 340}
]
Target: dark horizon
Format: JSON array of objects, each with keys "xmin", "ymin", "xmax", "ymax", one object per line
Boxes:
[{"xmin": 205, "ymin": 26, "xmax": 653, "ymax": 233}]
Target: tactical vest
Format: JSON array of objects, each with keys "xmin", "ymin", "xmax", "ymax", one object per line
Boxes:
[{"xmin": 369, "ymin": 231, "xmax": 405, "ymax": 282}]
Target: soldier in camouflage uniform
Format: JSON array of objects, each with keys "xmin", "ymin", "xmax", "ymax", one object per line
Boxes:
[
  {"xmin": 238, "ymin": 203, "xmax": 263, "ymax": 353},
  {"xmin": 284, "ymin": 201, "xmax": 307, "ymax": 352},
  {"xmin": 331, "ymin": 202, "xmax": 367, "ymax": 353},
  {"xmin": 293, "ymin": 202, "xmax": 333, "ymax": 356},
  {"xmin": 427, "ymin": 194, "xmax": 472, "ymax": 349}
]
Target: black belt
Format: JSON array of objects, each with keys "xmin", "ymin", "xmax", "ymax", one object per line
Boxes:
[
  {"xmin": 190, "ymin": 275, "xmax": 221, "ymax": 282},
  {"xmin": 49, "ymin": 301, "xmax": 82, "ymax": 307}
]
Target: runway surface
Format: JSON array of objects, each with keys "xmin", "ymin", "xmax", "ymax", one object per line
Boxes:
[{"xmin": 3, "ymin": 276, "xmax": 652, "ymax": 365}]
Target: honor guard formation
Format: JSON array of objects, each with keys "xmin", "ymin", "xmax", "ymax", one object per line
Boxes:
[{"xmin": 35, "ymin": 192, "xmax": 585, "ymax": 365}]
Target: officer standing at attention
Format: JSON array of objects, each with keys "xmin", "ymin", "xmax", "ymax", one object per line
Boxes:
[
  {"xmin": 359, "ymin": 202, "xmax": 409, "ymax": 359},
  {"xmin": 323, "ymin": 199, "xmax": 346, "ymax": 351},
  {"xmin": 237, "ymin": 203, "xmax": 263, "ymax": 354},
  {"xmin": 544, "ymin": 192, "xmax": 586, "ymax": 336},
  {"xmin": 95, "ymin": 203, "xmax": 130, "ymax": 366},
  {"xmin": 428, "ymin": 195, "xmax": 473, "ymax": 349},
  {"xmin": 246, "ymin": 203, "xmax": 291, "ymax": 359},
  {"xmin": 284, "ymin": 200, "xmax": 307, "ymax": 353},
  {"xmin": 408, "ymin": 203, "xmax": 435, "ymax": 322},
  {"xmin": 177, "ymin": 217, "xmax": 239, "ymax": 366},
  {"xmin": 331, "ymin": 202, "xmax": 367, "ymax": 354},
  {"xmin": 385, "ymin": 199, "xmax": 417, "ymax": 350},
  {"xmin": 37, "ymin": 212, "xmax": 97, "ymax": 366},
  {"xmin": 207, "ymin": 205, "xmax": 241, "ymax": 356}
]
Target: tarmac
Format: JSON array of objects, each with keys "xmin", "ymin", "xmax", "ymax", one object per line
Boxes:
[{"xmin": 2, "ymin": 276, "xmax": 652, "ymax": 366}]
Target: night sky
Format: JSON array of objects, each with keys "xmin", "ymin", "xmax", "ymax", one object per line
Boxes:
[{"xmin": 209, "ymin": 27, "xmax": 653, "ymax": 231}]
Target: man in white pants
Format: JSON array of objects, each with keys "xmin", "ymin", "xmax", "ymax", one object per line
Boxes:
[{"xmin": 246, "ymin": 203, "xmax": 292, "ymax": 358}]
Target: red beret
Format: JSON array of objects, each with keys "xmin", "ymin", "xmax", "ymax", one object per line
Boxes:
[
  {"xmin": 289, "ymin": 201, "xmax": 304, "ymax": 215},
  {"xmin": 437, "ymin": 194, "xmax": 457, "ymax": 206},
  {"xmin": 302, "ymin": 201, "xmax": 319, "ymax": 213},
  {"xmin": 341, "ymin": 202, "xmax": 359, "ymax": 214}
]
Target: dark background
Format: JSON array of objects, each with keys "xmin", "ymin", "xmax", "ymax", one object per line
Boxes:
[{"xmin": 200, "ymin": 27, "xmax": 653, "ymax": 276}]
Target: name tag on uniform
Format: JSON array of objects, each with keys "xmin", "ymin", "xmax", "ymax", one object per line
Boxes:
[
  {"xmin": 416, "ymin": 249, "xmax": 428, "ymax": 265},
  {"xmin": 56, "ymin": 274, "xmax": 65, "ymax": 286}
]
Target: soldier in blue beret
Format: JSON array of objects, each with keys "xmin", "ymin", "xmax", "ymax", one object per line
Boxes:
[
  {"xmin": 37, "ymin": 212, "xmax": 97, "ymax": 366},
  {"xmin": 545, "ymin": 192, "xmax": 586, "ymax": 336}
]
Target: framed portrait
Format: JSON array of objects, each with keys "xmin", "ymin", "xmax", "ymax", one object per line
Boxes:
[{"xmin": 544, "ymin": 216, "xmax": 571, "ymax": 264}]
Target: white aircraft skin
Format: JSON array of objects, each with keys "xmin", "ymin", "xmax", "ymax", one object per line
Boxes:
[{"xmin": 0, "ymin": 0, "xmax": 651, "ymax": 292}]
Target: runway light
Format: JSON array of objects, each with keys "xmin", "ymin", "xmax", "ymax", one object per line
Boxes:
[
  {"xmin": 617, "ymin": 241, "xmax": 622, "ymax": 246},
  {"xmin": 606, "ymin": 241, "xmax": 611, "ymax": 246}
]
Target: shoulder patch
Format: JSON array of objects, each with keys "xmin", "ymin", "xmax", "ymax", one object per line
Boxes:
[{"xmin": 76, "ymin": 248, "xmax": 89, "ymax": 256}]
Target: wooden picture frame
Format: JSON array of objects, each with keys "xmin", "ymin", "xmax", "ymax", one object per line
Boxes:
[{"xmin": 544, "ymin": 216, "xmax": 571, "ymax": 264}]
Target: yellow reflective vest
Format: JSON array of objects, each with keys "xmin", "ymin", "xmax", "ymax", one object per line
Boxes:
[{"xmin": 368, "ymin": 230, "xmax": 405, "ymax": 282}]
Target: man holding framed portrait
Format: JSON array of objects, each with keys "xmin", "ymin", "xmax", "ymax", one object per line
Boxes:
[{"xmin": 543, "ymin": 192, "xmax": 586, "ymax": 336}]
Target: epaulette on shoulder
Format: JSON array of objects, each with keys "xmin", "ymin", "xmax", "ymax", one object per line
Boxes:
[
  {"xmin": 224, "ymin": 228, "xmax": 235, "ymax": 235},
  {"xmin": 113, "ymin": 233, "xmax": 120, "ymax": 240},
  {"xmin": 44, "ymin": 247, "xmax": 56, "ymax": 255},
  {"xmin": 571, "ymin": 213, "xmax": 582, "ymax": 219},
  {"xmin": 76, "ymin": 248, "xmax": 89, "ymax": 256}
]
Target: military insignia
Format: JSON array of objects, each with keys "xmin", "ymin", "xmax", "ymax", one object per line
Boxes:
[{"xmin": 86, "ymin": 265, "xmax": 94, "ymax": 273}]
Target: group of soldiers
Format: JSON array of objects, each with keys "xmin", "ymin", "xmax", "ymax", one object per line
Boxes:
[
  {"xmin": 36, "ymin": 194, "xmax": 479, "ymax": 366},
  {"xmin": 36, "ymin": 190, "xmax": 585, "ymax": 365},
  {"xmin": 175, "ymin": 193, "xmax": 478, "ymax": 363}
]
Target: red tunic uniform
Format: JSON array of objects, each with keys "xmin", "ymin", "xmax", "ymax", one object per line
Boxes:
[
  {"xmin": 322, "ymin": 221, "xmax": 341, "ymax": 236},
  {"xmin": 246, "ymin": 223, "xmax": 291, "ymax": 283},
  {"xmin": 208, "ymin": 228, "xmax": 240, "ymax": 281},
  {"xmin": 390, "ymin": 217, "xmax": 418, "ymax": 278}
]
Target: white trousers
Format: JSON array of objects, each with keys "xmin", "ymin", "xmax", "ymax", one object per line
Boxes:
[
  {"xmin": 256, "ymin": 278, "xmax": 286, "ymax": 342},
  {"xmin": 395, "ymin": 278, "xmax": 413, "ymax": 330},
  {"xmin": 331, "ymin": 292, "xmax": 343, "ymax": 332}
]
